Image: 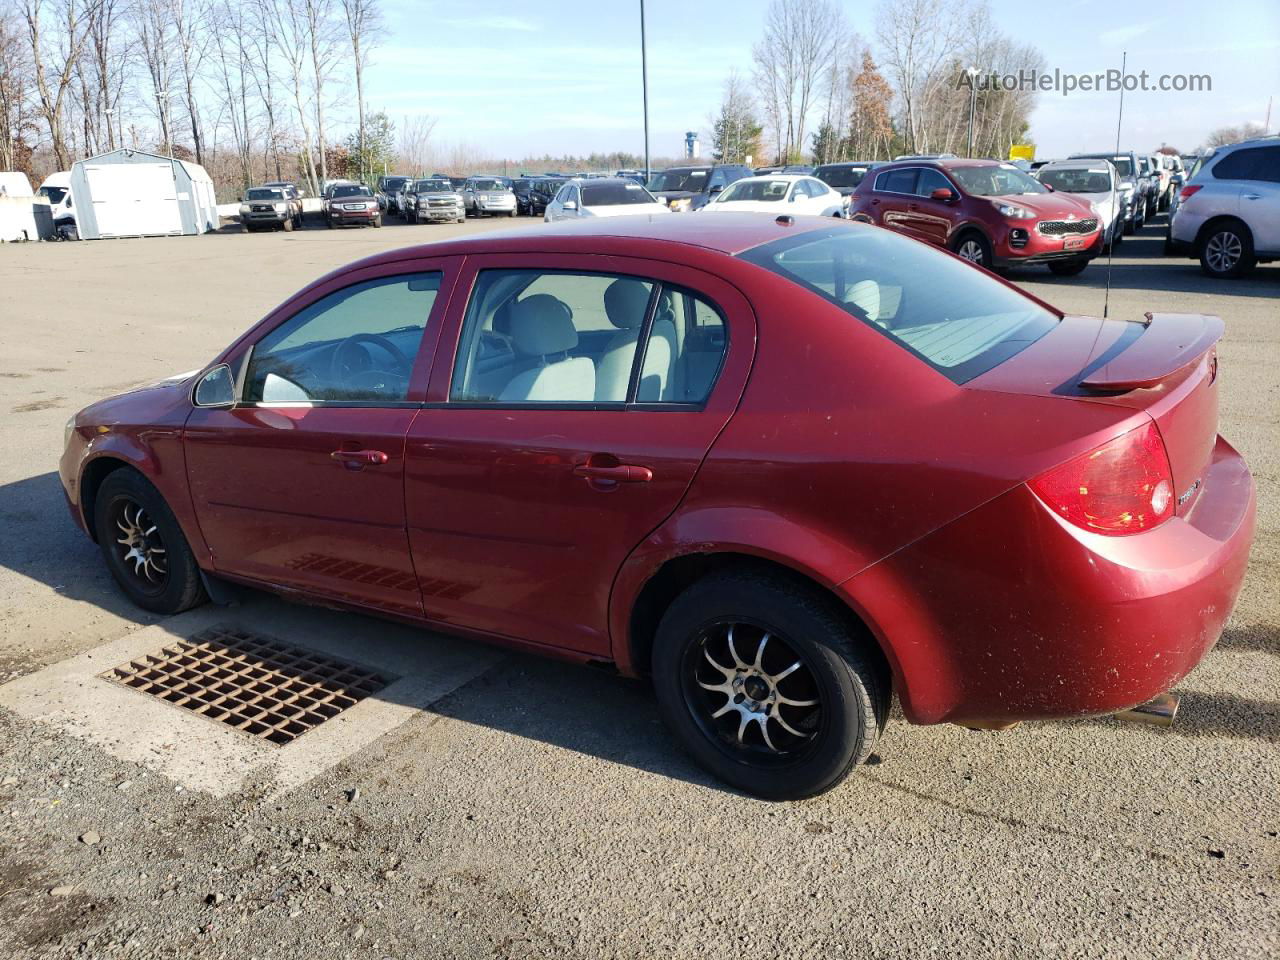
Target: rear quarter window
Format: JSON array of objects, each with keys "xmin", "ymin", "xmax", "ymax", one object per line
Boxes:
[{"xmin": 740, "ymin": 226, "xmax": 1060, "ymax": 384}]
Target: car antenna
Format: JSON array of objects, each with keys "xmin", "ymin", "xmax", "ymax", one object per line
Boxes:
[{"xmin": 1103, "ymin": 50, "xmax": 1126, "ymax": 320}]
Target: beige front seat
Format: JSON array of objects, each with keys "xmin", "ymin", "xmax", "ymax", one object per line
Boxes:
[
  {"xmin": 595, "ymin": 278, "xmax": 675, "ymax": 401},
  {"xmin": 499, "ymin": 295, "xmax": 595, "ymax": 402}
]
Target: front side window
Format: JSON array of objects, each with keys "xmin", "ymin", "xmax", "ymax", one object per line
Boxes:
[
  {"xmin": 450, "ymin": 269, "xmax": 727, "ymax": 405},
  {"xmin": 915, "ymin": 169, "xmax": 953, "ymax": 197},
  {"xmin": 740, "ymin": 227, "xmax": 1058, "ymax": 384},
  {"xmin": 245, "ymin": 273, "xmax": 441, "ymax": 403}
]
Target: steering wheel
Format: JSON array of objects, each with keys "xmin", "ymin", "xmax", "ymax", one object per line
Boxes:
[{"xmin": 330, "ymin": 333, "xmax": 411, "ymax": 393}]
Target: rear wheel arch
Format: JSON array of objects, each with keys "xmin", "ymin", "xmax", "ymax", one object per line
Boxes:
[
  {"xmin": 626, "ymin": 552, "xmax": 892, "ymax": 696},
  {"xmin": 1196, "ymin": 214, "xmax": 1253, "ymax": 249}
]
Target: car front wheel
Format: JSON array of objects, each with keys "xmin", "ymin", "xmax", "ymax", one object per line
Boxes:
[
  {"xmin": 94, "ymin": 469, "xmax": 207, "ymax": 615},
  {"xmin": 952, "ymin": 231, "xmax": 992, "ymax": 269},
  {"xmin": 652, "ymin": 569, "xmax": 888, "ymax": 800}
]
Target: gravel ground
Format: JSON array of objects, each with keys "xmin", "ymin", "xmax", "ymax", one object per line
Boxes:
[{"xmin": 0, "ymin": 214, "xmax": 1276, "ymax": 959}]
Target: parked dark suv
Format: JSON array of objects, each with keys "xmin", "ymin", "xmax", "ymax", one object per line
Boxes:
[
  {"xmin": 850, "ymin": 158, "xmax": 1103, "ymax": 275},
  {"xmin": 814, "ymin": 161, "xmax": 886, "ymax": 214},
  {"xmin": 647, "ymin": 164, "xmax": 754, "ymax": 212}
]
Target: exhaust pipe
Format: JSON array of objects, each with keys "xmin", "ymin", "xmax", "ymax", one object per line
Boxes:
[{"xmin": 1114, "ymin": 691, "xmax": 1179, "ymax": 727}]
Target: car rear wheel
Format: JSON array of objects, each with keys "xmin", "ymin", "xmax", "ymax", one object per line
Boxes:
[
  {"xmin": 652, "ymin": 569, "xmax": 888, "ymax": 800},
  {"xmin": 1048, "ymin": 257, "xmax": 1089, "ymax": 276},
  {"xmin": 1199, "ymin": 220, "xmax": 1255, "ymax": 278},
  {"xmin": 94, "ymin": 469, "xmax": 207, "ymax": 615},
  {"xmin": 952, "ymin": 231, "xmax": 992, "ymax": 269}
]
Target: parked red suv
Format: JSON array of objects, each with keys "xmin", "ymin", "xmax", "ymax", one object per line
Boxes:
[{"xmin": 850, "ymin": 158, "xmax": 1104, "ymax": 275}]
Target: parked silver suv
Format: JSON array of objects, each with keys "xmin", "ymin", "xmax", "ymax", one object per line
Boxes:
[
  {"xmin": 403, "ymin": 178, "xmax": 465, "ymax": 224},
  {"xmin": 1166, "ymin": 136, "xmax": 1280, "ymax": 278},
  {"xmin": 463, "ymin": 177, "xmax": 517, "ymax": 217}
]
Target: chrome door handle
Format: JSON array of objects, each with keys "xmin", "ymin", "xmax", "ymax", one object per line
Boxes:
[
  {"xmin": 573, "ymin": 463, "xmax": 653, "ymax": 483},
  {"xmin": 331, "ymin": 449, "xmax": 389, "ymax": 466},
  {"xmin": 1242, "ymin": 193, "xmax": 1261, "ymax": 200}
]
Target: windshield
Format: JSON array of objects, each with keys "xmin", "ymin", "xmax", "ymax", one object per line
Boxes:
[
  {"xmin": 332, "ymin": 185, "xmax": 371, "ymax": 198},
  {"xmin": 39, "ymin": 186, "xmax": 68, "ymax": 205},
  {"xmin": 816, "ymin": 166, "xmax": 870, "ymax": 188},
  {"xmin": 471, "ymin": 179, "xmax": 508, "ymax": 191},
  {"xmin": 718, "ymin": 179, "xmax": 791, "ymax": 203},
  {"xmin": 382, "ymin": 177, "xmax": 408, "ymax": 191},
  {"xmin": 581, "ymin": 182, "xmax": 655, "ymax": 206},
  {"xmin": 647, "ymin": 169, "xmax": 709, "ymax": 192},
  {"xmin": 950, "ymin": 165, "xmax": 1047, "ymax": 197},
  {"xmin": 740, "ymin": 226, "xmax": 1058, "ymax": 384},
  {"xmin": 416, "ymin": 179, "xmax": 452, "ymax": 192},
  {"xmin": 1038, "ymin": 168, "xmax": 1112, "ymax": 193},
  {"xmin": 246, "ymin": 188, "xmax": 285, "ymax": 201}
]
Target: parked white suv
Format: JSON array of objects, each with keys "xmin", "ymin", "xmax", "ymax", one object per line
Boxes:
[{"xmin": 1166, "ymin": 136, "xmax": 1280, "ymax": 277}]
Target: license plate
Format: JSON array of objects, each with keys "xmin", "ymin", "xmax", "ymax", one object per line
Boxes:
[{"xmin": 1064, "ymin": 236, "xmax": 1085, "ymax": 250}]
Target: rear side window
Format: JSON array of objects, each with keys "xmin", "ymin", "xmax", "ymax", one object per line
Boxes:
[
  {"xmin": 1212, "ymin": 146, "xmax": 1280, "ymax": 183},
  {"xmin": 740, "ymin": 227, "xmax": 1058, "ymax": 384},
  {"xmin": 875, "ymin": 169, "xmax": 917, "ymax": 194}
]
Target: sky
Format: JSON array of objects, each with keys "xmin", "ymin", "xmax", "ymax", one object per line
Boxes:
[{"xmin": 368, "ymin": 0, "xmax": 1280, "ymax": 161}]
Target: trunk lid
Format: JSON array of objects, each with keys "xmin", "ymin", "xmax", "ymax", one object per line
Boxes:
[{"xmin": 972, "ymin": 312, "xmax": 1223, "ymax": 516}]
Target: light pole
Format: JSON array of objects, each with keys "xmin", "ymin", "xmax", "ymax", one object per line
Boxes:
[
  {"xmin": 640, "ymin": 0, "xmax": 650, "ymax": 181},
  {"xmin": 965, "ymin": 67, "xmax": 979, "ymax": 158}
]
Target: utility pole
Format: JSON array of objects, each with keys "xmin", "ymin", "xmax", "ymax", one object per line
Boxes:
[
  {"xmin": 640, "ymin": 0, "xmax": 650, "ymax": 181},
  {"xmin": 965, "ymin": 68, "xmax": 979, "ymax": 158}
]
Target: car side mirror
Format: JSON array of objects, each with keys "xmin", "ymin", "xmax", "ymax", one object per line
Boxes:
[
  {"xmin": 930, "ymin": 187, "xmax": 955, "ymax": 202},
  {"xmin": 563, "ymin": 200, "xmax": 577, "ymax": 210},
  {"xmin": 1042, "ymin": 183, "xmax": 1055, "ymax": 192},
  {"xmin": 193, "ymin": 364, "xmax": 235, "ymax": 408},
  {"xmin": 709, "ymin": 185, "xmax": 723, "ymax": 194}
]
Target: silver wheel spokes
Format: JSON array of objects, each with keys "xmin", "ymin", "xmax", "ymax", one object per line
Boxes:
[
  {"xmin": 115, "ymin": 502, "xmax": 167, "ymax": 583},
  {"xmin": 697, "ymin": 625, "xmax": 818, "ymax": 754},
  {"xmin": 958, "ymin": 241, "xmax": 983, "ymax": 263},
  {"xmin": 1206, "ymin": 232, "xmax": 1241, "ymax": 272}
]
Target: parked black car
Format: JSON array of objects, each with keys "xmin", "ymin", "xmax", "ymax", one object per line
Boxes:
[
  {"xmin": 528, "ymin": 176, "xmax": 566, "ymax": 217},
  {"xmin": 814, "ymin": 161, "xmax": 885, "ymax": 198},
  {"xmin": 376, "ymin": 175, "xmax": 412, "ymax": 213},
  {"xmin": 512, "ymin": 178, "xmax": 538, "ymax": 216},
  {"xmin": 646, "ymin": 163, "xmax": 754, "ymax": 211}
]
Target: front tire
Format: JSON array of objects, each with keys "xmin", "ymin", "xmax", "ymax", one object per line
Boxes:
[
  {"xmin": 652, "ymin": 569, "xmax": 888, "ymax": 800},
  {"xmin": 94, "ymin": 469, "xmax": 207, "ymax": 615},
  {"xmin": 951, "ymin": 230, "xmax": 993, "ymax": 270}
]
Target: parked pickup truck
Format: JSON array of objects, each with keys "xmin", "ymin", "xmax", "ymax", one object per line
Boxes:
[{"xmin": 239, "ymin": 186, "xmax": 303, "ymax": 232}]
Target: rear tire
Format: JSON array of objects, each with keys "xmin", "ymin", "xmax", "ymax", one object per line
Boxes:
[
  {"xmin": 652, "ymin": 568, "xmax": 889, "ymax": 800},
  {"xmin": 1199, "ymin": 220, "xmax": 1255, "ymax": 278},
  {"xmin": 94, "ymin": 469, "xmax": 207, "ymax": 615}
]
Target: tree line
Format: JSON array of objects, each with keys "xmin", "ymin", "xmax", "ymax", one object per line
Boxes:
[{"xmin": 711, "ymin": 0, "xmax": 1044, "ymax": 167}]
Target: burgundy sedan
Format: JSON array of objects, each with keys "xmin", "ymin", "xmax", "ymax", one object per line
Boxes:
[
  {"xmin": 60, "ymin": 214, "xmax": 1254, "ymax": 799},
  {"xmin": 850, "ymin": 158, "xmax": 1104, "ymax": 274}
]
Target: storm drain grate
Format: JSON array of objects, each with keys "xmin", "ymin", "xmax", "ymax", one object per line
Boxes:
[{"xmin": 101, "ymin": 626, "xmax": 392, "ymax": 745}]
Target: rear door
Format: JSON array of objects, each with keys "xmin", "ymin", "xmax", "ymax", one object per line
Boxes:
[
  {"xmin": 403, "ymin": 254, "xmax": 754, "ymax": 656},
  {"xmin": 184, "ymin": 258, "xmax": 458, "ymax": 617},
  {"xmin": 869, "ymin": 167, "xmax": 918, "ymax": 236},
  {"xmin": 1228, "ymin": 145, "xmax": 1280, "ymax": 251},
  {"xmin": 904, "ymin": 168, "xmax": 959, "ymax": 245}
]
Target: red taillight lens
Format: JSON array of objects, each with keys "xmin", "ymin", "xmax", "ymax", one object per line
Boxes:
[
  {"xmin": 1029, "ymin": 422, "xmax": 1174, "ymax": 535},
  {"xmin": 1179, "ymin": 184, "xmax": 1202, "ymax": 202}
]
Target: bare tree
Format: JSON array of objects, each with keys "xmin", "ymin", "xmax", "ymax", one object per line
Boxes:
[
  {"xmin": 397, "ymin": 113, "xmax": 436, "ymax": 175},
  {"xmin": 261, "ymin": 0, "xmax": 319, "ymax": 191},
  {"xmin": 752, "ymin": 0, "xmax": 844, "ymax": 163},
  {"xmin": 339, "ymin": 0, "xmax": 378, "ymax": 182},
  {"xmin": 709, "ymin": 71, "xmax": 763, "ymax": 164},
  {"xmin": 1, "ymin": 2, "xmax": 36, "ymax": 171},
  {"xmin": 170, "ymin": 0, "xmax": 208, "ymax": 164},
  {"xmin": 134, "ymin": 0, "xmax": 177, "ymax": 154},
  {"xmin": 21, "ymin": 0, "xmax": 97, "ymax": 168},
  {"xmin": 875, "ymin": 0, "xmax": 962, "ymax": 153},
  {"xmin": 302, "ymin": 0, "xmax": 339, "ymax": 183}
]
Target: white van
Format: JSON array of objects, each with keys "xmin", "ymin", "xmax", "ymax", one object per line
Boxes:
[
  {"xmin": 0, "ymin": 172, "xmax": 33, "ymax": 197},
  {"xmin": 37, "ymin": 171, "xmax": 77, "ymax": 238}
]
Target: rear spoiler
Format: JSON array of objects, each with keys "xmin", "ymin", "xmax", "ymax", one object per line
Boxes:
[{"xmin": 1079, "ymin": 313, "xmax": 1223, "ymax": 391}]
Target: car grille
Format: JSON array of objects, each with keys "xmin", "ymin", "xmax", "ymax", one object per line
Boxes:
[
  {"xmin": 1038, "ymin": 218, "xmax": 1099, "ymax": 236},
  {"xmin": 427, "ymin": 197, "xmax": 454, "ymax": 206},
  {"xmin": 251, "ymin": 204, "xmax": 273, "ymax": 212},
  {"xmin": 342, "ymin": 203, "xmax": 367, "ymax": 211}
]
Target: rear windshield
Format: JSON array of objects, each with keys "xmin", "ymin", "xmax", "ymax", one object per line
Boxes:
[
  {"xmin": 581, "ymin": 182, "xmax": 654, "ymax": 206},
  {"xmin": 647, "ymin": 168, "xmax": 709, "ymax": 192},
  {"xmin": 471, "ymin": 179, "xmax": 508, "ymax": 191},
  {"xmin": 740, "ymin": 226, "xmax": 1059, "ymax": 383}
]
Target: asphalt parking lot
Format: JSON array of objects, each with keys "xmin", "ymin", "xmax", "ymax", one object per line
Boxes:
[{"xmin": 0, "ymin": 214, "xmax": 1276, "ymax": 959}]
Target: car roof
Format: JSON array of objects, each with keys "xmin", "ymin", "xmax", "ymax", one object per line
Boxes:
[
  {"xmin": 1040, "ymin": 159, "xmax": 1114, "ymax": 169},
  {"xmin": 730, "ymin": 174, "xmax": 812, "ymax": 182},
  {"xmin": 571, "ymin": 176, "xmax": 650, "ymax": 187},
  {"xmin": 356, "ymin": 211, "xmax": 832, "ymax": 261}
]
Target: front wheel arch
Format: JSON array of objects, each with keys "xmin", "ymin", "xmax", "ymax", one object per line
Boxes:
[{"xmin": 79, "ymin": 456, "xmax": 134, "ymax": 543}]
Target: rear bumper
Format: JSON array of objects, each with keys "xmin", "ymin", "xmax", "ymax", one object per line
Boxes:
[{"xmin": 839, "ymin": 434, "xmax": 1256, "ymax": 726}]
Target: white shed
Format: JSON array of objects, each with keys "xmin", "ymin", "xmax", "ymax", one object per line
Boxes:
[{"xmin": 68, "ymin": 149, "xmax": 219, "ymax": 240}]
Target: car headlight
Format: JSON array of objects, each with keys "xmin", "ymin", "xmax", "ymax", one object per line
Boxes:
[
  {"xmin": 992, "ymin": 201, "xmax": 1033, "ymax": 219},
  {"xmin": 238, "ymin": 203, "xmax": 250, "ymax": 214},
  {"xmin": 64, "ymin": 414, "xmax": 77, "ymax": 447},
  {"xmin": 669, "ymin": 198, "xmax": 692, "ymax": 212},
  {"xmin": 274, "ymin": 201, "xmax": 289, "ymax": 212}
]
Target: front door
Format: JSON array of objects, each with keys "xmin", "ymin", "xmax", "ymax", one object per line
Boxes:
[
  {"xmin": 184, "ymin": 262, "xmax": 454, "ymax": 617},
  {"xmin": 404, "ymin": 254, "xmax": 753, "ymax": 656}
]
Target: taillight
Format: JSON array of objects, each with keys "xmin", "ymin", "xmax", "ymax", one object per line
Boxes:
[
  {"xmin": 1179, "ymin": 184, "xmax": 1202, "ymax": 202},
  {"xmin": 1029, "ymin": 421, "xmax": 1174, "ymax": 535}
]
